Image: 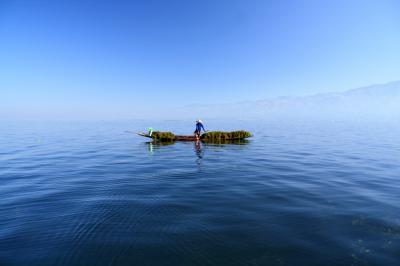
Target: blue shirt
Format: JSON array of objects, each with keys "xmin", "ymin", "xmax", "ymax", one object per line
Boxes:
[{"xmin": 195, "ymin": 122, "xmax": 205, "ymax": 132}]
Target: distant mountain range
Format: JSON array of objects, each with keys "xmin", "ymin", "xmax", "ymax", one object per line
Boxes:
[{"xmin": 173, "ymin": 80, "xmax": 400, "ymax": 120}]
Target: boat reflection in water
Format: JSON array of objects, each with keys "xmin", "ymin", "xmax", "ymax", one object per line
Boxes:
[
  {"xmin": 145, "ymin": 139, "xmax": 250, "ymax": 159},
  {"xmin": 145, "ymin": 141, "xmax": 175, "ymax": 154}
]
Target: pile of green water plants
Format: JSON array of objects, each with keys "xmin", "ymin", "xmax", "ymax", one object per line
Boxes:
[
  {"xmin": 201, "ymin": 130, "xmax": 252, "ymax": 141},
  {"xmin": 150, "ymin": 131, "xmax": 176, "ymax": 141},
  {"xmin": 149, "ymin": 130, "xmax": 252, "ymax": 142}
]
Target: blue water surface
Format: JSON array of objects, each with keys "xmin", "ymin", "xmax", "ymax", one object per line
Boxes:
[{"xmin": 1, "ymin": 120, "xmax": 399, "ymax": 266}]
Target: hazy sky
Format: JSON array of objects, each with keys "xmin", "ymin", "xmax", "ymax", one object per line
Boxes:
[{"xmin": 1, "ymin": 0, "xmax": 400, "ymax": 119}]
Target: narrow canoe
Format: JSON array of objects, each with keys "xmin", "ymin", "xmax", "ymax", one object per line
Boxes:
[
  {"xmin": 138, "ymin": 133, "xmax": 199, "ymax": 141},
  {"xmin": 137, "ymin": 132, "xmax": 251, "ymax": 142}
]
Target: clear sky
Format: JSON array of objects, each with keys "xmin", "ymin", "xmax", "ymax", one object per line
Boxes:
[{"xmin": 1, "ymin": 0, "xmax": 400, "ymax": 119}]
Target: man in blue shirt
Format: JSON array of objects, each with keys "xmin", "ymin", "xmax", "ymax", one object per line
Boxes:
[{"xmin": 194, "ymin": 119, "xmax": 206, "ymax": 140}]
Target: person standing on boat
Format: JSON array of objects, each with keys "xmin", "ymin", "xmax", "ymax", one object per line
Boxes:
[{"xmin": 194, "ymin": 119, "xmax": 206, "ymax": 140}]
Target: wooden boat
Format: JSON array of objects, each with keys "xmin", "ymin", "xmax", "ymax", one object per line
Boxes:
[
  {"xmin": 139, "ymin": 133, "xmax": 204, "ymax": 141},
  {"xmin": 138, "ymin": 131, "xmax": 252, "ymax": 142}
]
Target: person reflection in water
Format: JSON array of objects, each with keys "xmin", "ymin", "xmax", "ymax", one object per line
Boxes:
[{"xmin": 194, "ymin": 141, "xmax": 203, "ymax": 162}]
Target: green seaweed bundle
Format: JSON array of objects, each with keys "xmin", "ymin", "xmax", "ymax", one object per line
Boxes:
[
  {"xmin": 201, "ymin": 130, "xmax": 252, "ymax": 141},
  {"xmin": 151, "ymin": 131, "xmax": 176, "ymax": 141}
]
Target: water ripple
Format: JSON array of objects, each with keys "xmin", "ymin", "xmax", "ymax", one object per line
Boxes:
[{"xmin": 1, "ymin": 121, "xmax": 399, "ymax": 265}]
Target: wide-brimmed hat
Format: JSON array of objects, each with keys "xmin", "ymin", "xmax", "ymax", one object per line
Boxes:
[{"xmin": 196, "ymin": 119, "xmax": 202, "ymax": 123}]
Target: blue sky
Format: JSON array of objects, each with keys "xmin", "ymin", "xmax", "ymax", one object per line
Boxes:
[{"xmin": 1, "ymin": 0, "xmax": 400, "ymax": 119}]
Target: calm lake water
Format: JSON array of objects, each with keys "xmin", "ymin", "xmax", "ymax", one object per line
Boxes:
[{"xmin": 1, "ymin": 120, "xmax": 399, "ymax": 266}]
